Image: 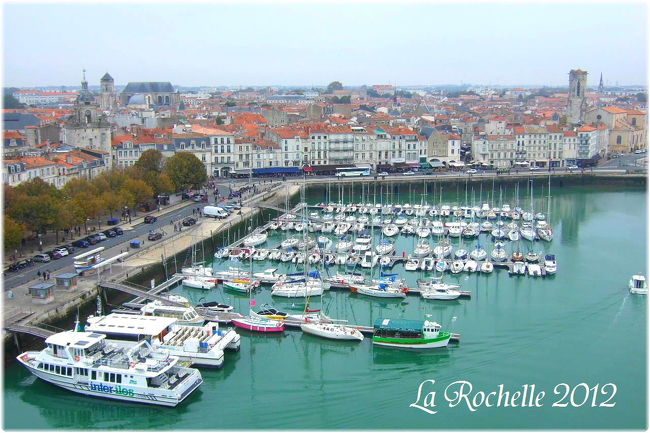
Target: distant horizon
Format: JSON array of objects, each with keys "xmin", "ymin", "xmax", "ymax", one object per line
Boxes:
[{"xmin": 4, "ymin": 2, "xmax": 646, "ymax": 87}]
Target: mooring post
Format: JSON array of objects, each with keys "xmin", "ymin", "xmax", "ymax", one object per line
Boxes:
[{"xmin": 13, "ymin": 332, "xmax": 21, "ymax": 353}]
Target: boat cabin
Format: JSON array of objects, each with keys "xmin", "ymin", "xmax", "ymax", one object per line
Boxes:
[
  {"xmin": 631, "ymin": 275, "xmax": 646, "ymax": 289},
  {"xmin": 140, "ymin": 302, "xmax": 203, "ymax": 324},
  {"xmin": 86, "ymin": 313, "xmax": 177, "ymax": 342}
]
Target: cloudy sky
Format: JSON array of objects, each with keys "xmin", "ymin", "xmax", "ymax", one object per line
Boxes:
[{"xmin": 3, "ymin": 1, "xmax": 647, "ymax": 88}]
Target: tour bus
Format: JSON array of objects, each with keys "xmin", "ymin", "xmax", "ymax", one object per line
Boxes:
[{"xmin": 335, "ymin": 166, "xmax": 372, "ymax": 177}]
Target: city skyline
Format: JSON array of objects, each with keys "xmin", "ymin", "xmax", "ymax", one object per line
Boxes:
[{"xmin": 4, "ymin": 2, "xmax": 647, "ymax": 88}]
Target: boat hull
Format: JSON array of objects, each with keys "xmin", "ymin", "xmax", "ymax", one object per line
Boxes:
[
  {"xmin": 232, "ymin": 319, "xmax": 284, "ymax": 333},
  {"xmin": 300, "ymin": 324, "xmax": 364, "ymax": 341},
  {"xmin": 372, "ymin": 332, "xmax": 451, "ymax": 349}
]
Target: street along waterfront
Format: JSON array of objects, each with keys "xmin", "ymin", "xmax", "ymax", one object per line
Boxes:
[{"xmin": 4, "ymin": 180, "xmax": 646, "ymax": 430}]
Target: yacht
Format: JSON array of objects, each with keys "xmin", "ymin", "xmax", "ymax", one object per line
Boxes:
[
  {"xmin": 463, "ymin": 259, "xmax": 478, "ymax": 272},
  {"xmin": 421, "ymin": 287, "xmax": 461, "ymax": 300},
  {"xmin": 479, "ymin": 261, "xmax": 494, "ymax": 273},
  {"xmin": 138, "ymin": 296, "xmax": 205, "ymax": 325},
  {"xmin": 243, "ymin": 232, "xmax": 268, "ymax": 247},
  {"xmin": 510, "ymin": 261, "xmax": 526, "ymax": 275},
  {"xmin": 432, "ymin": 240, "xmax": 452, "ymax": 259},
  {"xmin": 181, "ymin": 264, "xmax": 213, "ymax": 278},
  {"xmin": 405, "ymin": 258, "xmax": 420, "ymax": 271},
  {"xmin": 17, "ymin": 331, "xmax": 203, "ymax": 407},
  {"xmin": 375, "ymin": 240, "xmax": 395, "ymax": 255},
  {"xmin": 469, "ymin": 245, "xmax": 487, "ymax": 261},
  {"xmin": 543, "ymin": 255, "xmax": 557, "ymax": 275},
  {"xmin": 350, "ymin": 283, "xmax": 407, "ymax": 298},
  {"xmin": 450, "ymin": 260, "xmax": 464, "ymax": 274},
  {"xmin": 414, "ymin": 241, "xmax": 433, "ymax": 258},
  {"xmin": 271, "ymin": 279, "xmax": 326, "ymax": 298},
  {"xmin": 491, "ymin": 242, "xmax": 508, "ymax": 262}
]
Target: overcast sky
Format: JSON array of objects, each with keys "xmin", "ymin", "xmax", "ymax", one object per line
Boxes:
[{"xmin": 3, "ymin": 2, "xmax": 647, "ymax": 88}]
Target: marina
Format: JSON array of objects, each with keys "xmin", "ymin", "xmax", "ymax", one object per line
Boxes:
[{"xmin": 4, "ymin": 181, "xmax": 647, "ymax": 430}]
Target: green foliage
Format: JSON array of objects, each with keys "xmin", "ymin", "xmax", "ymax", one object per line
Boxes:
[
  {"xmin": 4, "ymin": 93, "xmax": 24, "ymax": 109},
  {"xmin": 15, "ymin": 177, "xmax": 59, "ymax": 198},
  {"xmin": 326, "ymin": 81, "xmax": 343, "ymax": 94},
  {"xmin": 636, "ymin": 92, "xmax": 646, "ymax": 103},
  {"xmin": 332, "ymin": 96, "xmax": 351, "ymax": 104},
  {"xmin": 135, "ymin": 149, "xmax": 164, "ymax": 173},
  {"xmin": 8, "ymin": 195, "xmax": 59, "ymax": 233},
  {"xmin": 164, "ymin": 152, "xmax": 207, "ymax": 191},
  {"xmin": 4, "ymin": 216, "xmax": 25, "ymax": 252},
  {"xmin": 216, "ymin": 117, "xmax": 225, "ymax": 125},
  {"xmin": 225, "ymin": 101, "xmax": 236, "ymax": 107}
]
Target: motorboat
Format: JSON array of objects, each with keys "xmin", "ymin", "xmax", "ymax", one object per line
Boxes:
[
  {"xmin": 543, "ymin": 255, "xmax": 557, "ymax": 275},
  {"xmin": 400, "ymin": 225, "xmax": 415, "ymax": 235},
  {"xmin": 416, "ymin": 227, "xmax": 431, "ymax": 238},
  {"xmin": 267, "ymin": 249, "xmax": 282, "ymax": 261},
  {"xmin": 480, "ymin": 261, "xmax": 494, "ymax": 273},
  {"xmin": 537, "ymin": 227, "xmax": 553, "ymax": 242},
  {"xmin": 324, "ymin": 272, "xmax": 365, "ymax": 288},
  {"xmin": 352, "ymin": 222, "xmax": 365, "ymax": 233},
  {"xmin": 461, "ymin": 226, "xmax": 479, "ymax": 238},
  {"xmin": 182, "ymin": 276, "xmax": 216, "ymax": 290},
  {"xmin": 214, "ymin": 248, "xmax": 229, "ymax": 259},
  {"xmin": 293, "ymin": 222, "xmax": 306, "ymax": 232},
  {"xmin": 491, "ymin": 228, "xmax": 506, "ymax": 240},
  {"xmin": 421, "ymin": 287, "xmax": 461, "ymax": 300},
  {"xmin": 405, "ymin": 258, "xmax": 420, "ymax": 271},
  {"xmin": 323, "ymin": 253, "xmax": 336, "ymax": 266},
  {"xmin": 526, "ymin": 263, "xmax": 542, "ymax": 277},
  {"xmin": 394, "ymin": 216, "xmax": 408, "ymax": 225},
  {"xmin": 435, "ymin": 260, "xmax": 448, "ymax": 273},
  {"xmin": 223, "ymin": 278, "xmax": 259, "ymax": 293},
  {"xmin": 480, "ymin": 221, "xmax": 493, "ymax": 232},
  {"xmin": 243, "ymin": 232, "xmax": 268, "ymax": 247},
  {"xmin": 196, "ymin": 301, "xmax": 234, "ymax": 313},
  {"xmin": 534, "ymin": 212, "xmax": 546, "ymax": 221},
  {"xmin": 629, "ymin": 275, "xmax": 647, "ymax": 295},
  {"xmin": 335, "ymin": 253, "xmax": 348, "ymax": 266},
  {"xmin": 232, "ymin": 311, "xmax": 285, "ymax": 333},
  {"xmin": 352, "ymin": 235, "xmax": 373, "ymax": 253},
  {"xmin": 300, "ymin": 323, "xmax": 364, "ymax": 341},
  {"xmin": 446, "ymin": 223, "xmax": 462, "ymax": 238},
  {"xmin": 334, "ymin": 223, "xmax": 352, "ymax": 236},
  {"xmin": 430, "ymin": 221, "xmax": 445, "ymax": 237},
  {"xmin": 252, "ymin": 249, "xmax": 270, "ymax": 261},
  {"xmin": 255, "ymin": 306, "xmax": 289, "ymax": 320},
  {"xmin": 335, "ymin": 237, "xmax": 354, "ymax": 252},
  {"xmin": 317, "ymin": 236, "xmax": 332, "ymax": 250},
  {"xmin": 280, "ymin": 251, "xmax": 295, "ymax": 262},
  {"xmin": 16, "ymin": 330, "xmax": 203, "ymax": 407},
  {"xmin": 350, "ymin": 283, "xmax": 407, "ymax": 298},
  {"xmin": 510, "ymin": 261, "xmax": 526, "ymax": 275},
  {"xmin": 375, "ymin": 240, "xmax": 395, "ymax": 255},
  {"xmin": 321, "ymin": 222, "xmax": 335, "ymax": 233},
  {"xmin": 213, "ymin": 267, "xmax": 252, "ymax": 281},
  {"xmin": 372, "ymin": 318, "xmax": 451, "ymax": 349},
  {"xmin": 307, "ymin": 252, "xmax": 322, "ymax": 264},
  {"xmin": 182, "ymin": 264, "xmax": 213, "ymax": 278},
  {"xmin": 268, "ymin": 221, "xmax": 281, "ymax": 230},
  {"xmin": 421, "ymin": 257, "xmax": 435, "ymax": 271},
  {"xmin": 522, "ymin": 212, "xmax": 533, "ymax": 222},
  {"xmin": 281, "ymin": 221, "xmax": 294, "ymax": 231},
  {"xmin": 416, "ymin": 276, "xmax": 460, "ymax": 291}
]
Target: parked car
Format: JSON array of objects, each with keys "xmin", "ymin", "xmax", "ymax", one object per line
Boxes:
[
  {"xmin": 147, "ymin": 231, "xmax": 163, "ymax": 241},
  {"xmin": 466, "ymin": 169, "xmax": 478, "ymax": 174},
  {"xmin": 103, "ymin": 229, "xmax": 117, "ymax": 237},
  {"xmin": 529, "ymin": 166, "xmax": 541, "ymax": 171},
  {"xmin": 378, "ymin": 171, "xmax": 389, "ymax": 176},
  {"xmin": 33, "ymin": 253, "xmax": 51, "ymax": 263},
  {"xmin": 72, "ymin": 239, "xmax": 90, "ymax": 248},
  {"xmin": 53, "ymin": 247, "xmax": 69, "ymax": 257},
  {"xmin": 402, "ymin": 171, "xmax": 415, "ymax": 176},
  {"xmin": 182, "ymin": 217, "xmax": 197, "ymax": 227},
  {"xmin": 634, "ymin": 149, "xmax": 646, "ymax": 154},
  {"xmin": 114, "ymin": 227, "xmax": 124, "ymax": 235},
  {"xmin": 51, "ymin": 251, "xmax": 65, "ymax": 260},
  {"xmin": 8, "ymin": 259, "xmax": 34, "ymax": 271},
  {"xmin": 96, "ymin": 233, "xmax": 108, "ymax": 241},
  {"xmin": 61, "ymin": 244, "xmax": 76, "ymax": 254},
  {"xmin": 144, "ymin": 215, "xmax": 157, "ymax": 224},
  {"xmin": 566, "ymin": 165, "xmax": 579, "ymax": 170}
]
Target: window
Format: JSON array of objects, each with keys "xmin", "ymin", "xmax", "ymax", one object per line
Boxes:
[
  {"xmin": 55, "ymin": 366, "xmax": 61, "ymax": 375},
  {"xmin": 632, "ymin": 118, "xmax": 637, "ymax": 126},
  {"xmin": 616, "ymin": 135, "xmax": 622, "ymax": 145}
]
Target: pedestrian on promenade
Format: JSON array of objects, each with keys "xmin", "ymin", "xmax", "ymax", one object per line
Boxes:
[{"xmin": 37, "ymin": 270, "xmax": 41, "ymax": 278}]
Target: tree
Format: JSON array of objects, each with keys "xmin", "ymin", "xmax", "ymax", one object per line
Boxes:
[
  {"xmin": 4, "ymin": 216, "xmax": 25, "ymax": 254},
  {"xmin": 135, "ymin": 149, "xmax": 164, "ymax": 173},
  {"xmin": 92, "ymin": 170, "xmax": 128, "ymax": 194},
  {"xmin": 326, "ymin": 81, "xmax": 343, "ymax": 94},
  {"xmin": 122, "ymin": 178, "xmax": 154, "ymax": 214},
  {"xmin": 61, "ymin": 178, "xmax": 97, "ymax": 200},
  {"xmin": 225, "ymin": 101, "xmax": 236, "ymax": 107},
  {"xmin": 144, "ymin": 172, "xmax": 175, "ymax": 196},
  {"xmin": 15, "ymin": 177, "xmax": 59, "ymax": 198},
  {"xmin": 72, "ymin": 192, "xmax": 103, "ymax": 233},
  {"xmin": 332, "ymin": 96, "xmax": 351, "ymax": 104},
  {"xmin": 216, "ymin": 117, "xmax": 225, "ymax": 125},
  {"xmin": 4, "ymin": 93, "xmax": 24, "ymax": 109},
  {"xmin": 636, "ymin": 92, "xmax": 647, "ymax": 103},
  {"xmin": 52, "ymin": 202, "xmax": 77, "ymax": 243},
  {"xmin": 164, "ymin": 152, "xmax": 207, "ymax": 191},
  {"xmin": 8, "ymin": 195, "xmax": 59, "ymax": 235},
  {"xmin": 101, "ymin": 191, "xmax": 123, "ymax": 219}
]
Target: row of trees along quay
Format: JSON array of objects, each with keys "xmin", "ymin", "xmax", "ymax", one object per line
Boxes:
[{"xmin": 4, "ymin": 150, "xmax": 207, "ymax": 257}]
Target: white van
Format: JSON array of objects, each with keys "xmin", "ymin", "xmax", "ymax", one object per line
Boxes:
[{"xmin": 203, "ymin": 205, "xmax": 229, "ymax": 219}]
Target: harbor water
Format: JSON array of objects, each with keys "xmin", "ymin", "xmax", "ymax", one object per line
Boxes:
[{"xmin": 4, "ymin": 182, "xmax": 647, "ymax": 430}]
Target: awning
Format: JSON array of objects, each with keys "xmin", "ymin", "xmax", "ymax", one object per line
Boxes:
[
  {"xmin": 408, "ymin": 163, "xmax": 420, "ymax": 168},
  {"xmin": 420, "ymin": 162, "xmax": 432, "ymax": 168}
]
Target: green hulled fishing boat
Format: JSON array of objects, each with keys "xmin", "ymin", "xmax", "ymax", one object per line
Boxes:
[{"xmin": 372, "ymin": 318, "xmax": 451, "ymax": 349}]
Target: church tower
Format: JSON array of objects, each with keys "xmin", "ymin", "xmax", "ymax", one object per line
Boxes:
[
  {"xmin": 99, "ymin": 72, "xmax": 116, "ymax": 111},
  {"xmin": 567, "ymin": 69, "xmax": 588, "ymax": 125},
  {"xmin": 75, "ymin": 69, "xmax": 99, "ymax": 125},
  {"xmin": 597, "ymin": 73, "xmax": 604, "ymax": 94}
]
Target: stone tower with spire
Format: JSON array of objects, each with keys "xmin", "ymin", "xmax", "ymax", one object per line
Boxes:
[
  {"xmin": 99, "ymin": 72, "xmax": 116, "ymax": 111},
  {"xmin": 567, "ymin": 69, "xmax": 588, "ymax": 125},
  {"xmin": 75, "ymin": 69, "xmax": 99, "ymax": 125},
  {"xmin": 597, "ymin": 73, "xmax": 604, "ymax": 94}
]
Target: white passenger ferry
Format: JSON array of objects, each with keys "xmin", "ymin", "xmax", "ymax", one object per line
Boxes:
[
  {"xmin": 85, "ymin": 313, "xmax": 240, "ymax": 368},
  {"xmin": 16, "ymin": 331, "xmax": 203, "ymax": 407}
]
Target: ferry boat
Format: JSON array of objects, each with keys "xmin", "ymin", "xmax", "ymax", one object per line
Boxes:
[
  {"xmin": 17, "ymin": 331, "xmax": 203, "ymax": 407},
  {"xmin": 138, "ymin": 296, "xmax": 205, "ymax": 325},
  {"xmin": 85, "ymin": 313, "xmax": 241, "ymax": 368},
  {"xmin": 372, "ymin": 318, "xmax": 452, "ymax": 349},
  {"xmin": 629, "ymin": 275, "xmax": 647, "ymax": 295}
]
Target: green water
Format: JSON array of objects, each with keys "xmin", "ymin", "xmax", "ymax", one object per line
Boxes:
[{"xmin": 4, "ymin": 184, "xmax": 647, "ymax": 430}]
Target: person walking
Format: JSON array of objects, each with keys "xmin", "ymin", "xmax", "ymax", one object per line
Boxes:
[{"xmin": 37, "ymin": 270, "xmax": 41, "ymax": 279}]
